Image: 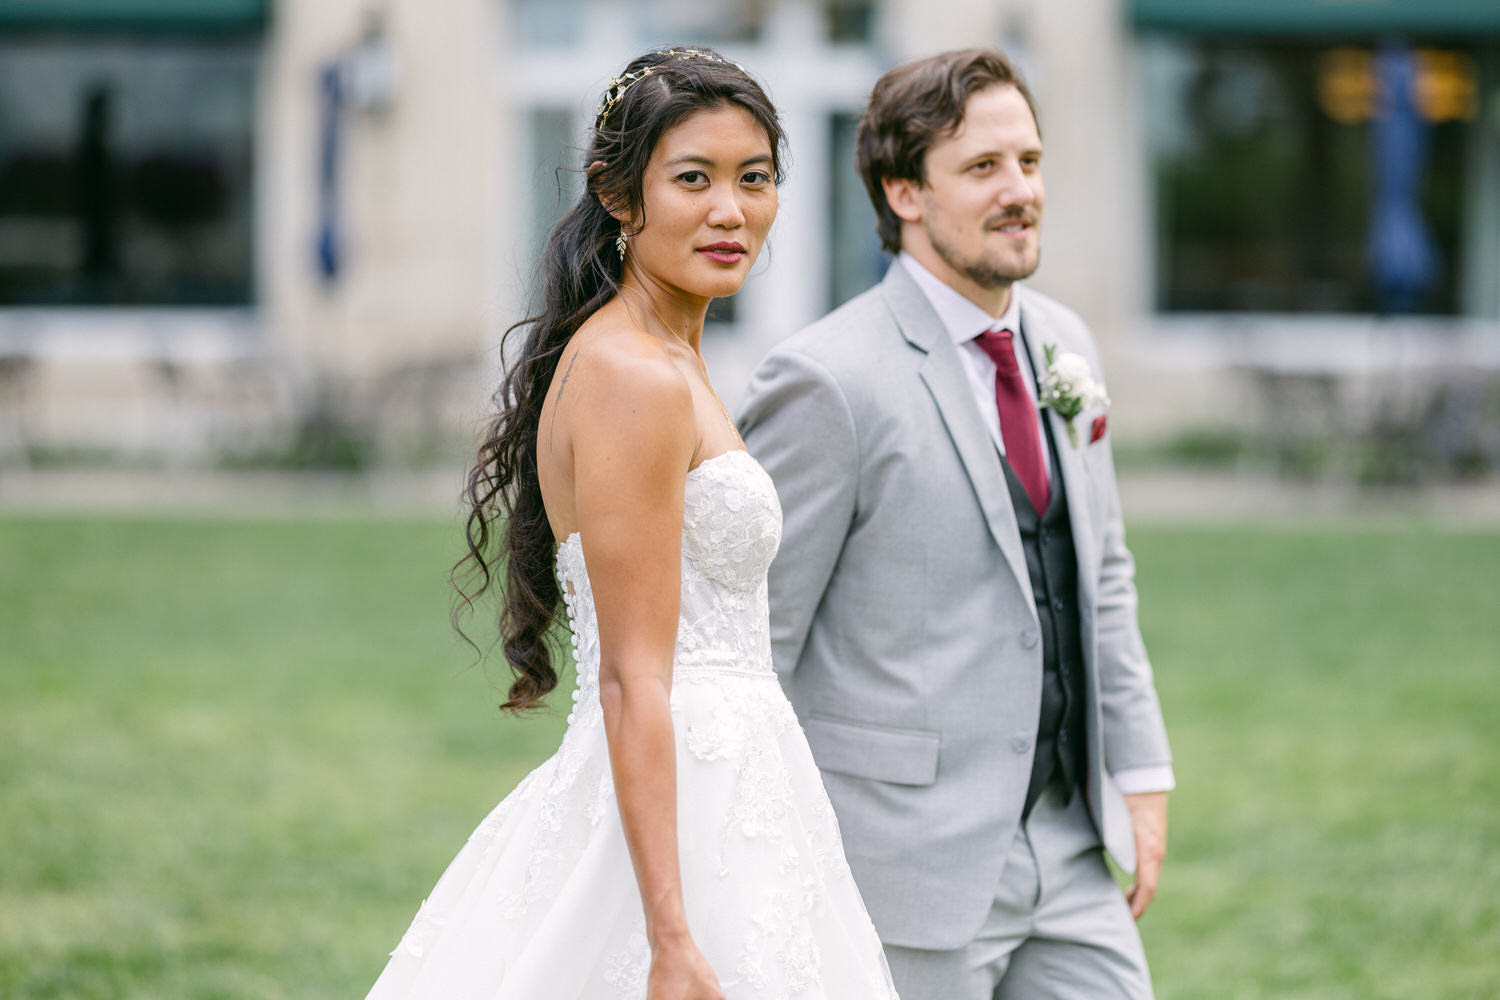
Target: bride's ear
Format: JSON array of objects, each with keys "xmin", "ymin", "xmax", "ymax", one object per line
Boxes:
[{"xmin": 589, "ymin": 160, "xmax": 632, "ymax": 228}]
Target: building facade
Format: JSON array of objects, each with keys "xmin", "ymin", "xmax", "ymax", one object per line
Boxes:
[{"xmin": 1, "ymin": 0, "xmax": 1496, "ymax": 468}]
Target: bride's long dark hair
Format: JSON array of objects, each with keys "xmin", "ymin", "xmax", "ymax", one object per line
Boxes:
[{"xmin": 454, "ymin": 47, "xmax": 786, "ymax": 712}]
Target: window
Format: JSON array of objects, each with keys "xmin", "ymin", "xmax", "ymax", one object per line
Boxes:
[
  {"xmin": 827, "ymin": 110, "xmax": 883, "ymax": 311},
  {"xmin": 0, "ymin": 35, "xmax": 258, "ymax": 306},
  {"xmin": 513, "ymin": 0, "xmax": 587, "ymax": 46},
  {"xmin": 640, "ymin": 0, "xmax": 768, "ymax": 45},
  {"xmin": 1143, "ymin": 37, "xmax": 1497, "ymax": 316},
  {"xmin": 526, "ymin": 107, "xmax": 584, "ymax": 262},
  {"xmin": 512, "ymin": 0, "xmax": 771, "ymax": 47}
]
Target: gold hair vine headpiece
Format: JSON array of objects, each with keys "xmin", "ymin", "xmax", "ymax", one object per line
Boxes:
[{"xmin": 594, "ymin": 48, "xmax": 726, "ymax": 130}]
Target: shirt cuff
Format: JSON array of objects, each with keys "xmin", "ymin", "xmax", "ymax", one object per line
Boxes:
[{"xmin": 1110, "ymin": 765, "xmax": 1176, "ymax": 795}]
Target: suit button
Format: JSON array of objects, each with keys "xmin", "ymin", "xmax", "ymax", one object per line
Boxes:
[
  {"xmin": 1011, "ymin": 736, "xmax": 1032, "ymax": 754},
  {"xmin": 1020, "ymin": 629, "xmax": 1039, "ymax": 649},
  {"xmin": 1040, "ymin": 529, "xmax": 1050, "ymax": 544},
  {"xmin": 1052, "ymin": 597, "xmax": 1065, "ymax": 612},
  {"xmin": 1058, "ymin": 730, "xmax": 1069, "ymax": 745}
]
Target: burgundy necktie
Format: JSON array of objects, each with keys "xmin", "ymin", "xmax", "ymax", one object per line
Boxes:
[{"xmin": 974, "ymin": 326, "xmax": 1050, "ymax": 513}]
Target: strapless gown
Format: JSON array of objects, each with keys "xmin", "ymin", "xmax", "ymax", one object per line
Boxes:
[{"xmin": 366, "ymin": 449, "xmax": 900, "ymax": 999}]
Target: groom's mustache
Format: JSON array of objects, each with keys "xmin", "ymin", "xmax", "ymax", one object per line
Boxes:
[{"xmin": 985, "ymin": 209, "xmax": 1039, "ymax": 231}]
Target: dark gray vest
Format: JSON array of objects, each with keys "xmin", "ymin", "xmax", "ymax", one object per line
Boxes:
[{"xmin": 999, "ymin": 415, "xmax": 1089, "ymax": 816}]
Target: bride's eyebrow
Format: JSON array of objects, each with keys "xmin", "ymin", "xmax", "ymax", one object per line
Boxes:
[{"xmin": 666, "ymin": 154, "xmax": 773, "ymax": 169}]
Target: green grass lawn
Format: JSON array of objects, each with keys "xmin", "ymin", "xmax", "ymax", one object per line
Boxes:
[{"xmin": 1, "ymin": 514, "xmax": 1496, "ymax": 999}]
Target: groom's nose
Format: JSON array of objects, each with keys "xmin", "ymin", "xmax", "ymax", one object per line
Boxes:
[{"xmin": 993, "ymin": 160, "xmax": 1041, "ymax": 211}]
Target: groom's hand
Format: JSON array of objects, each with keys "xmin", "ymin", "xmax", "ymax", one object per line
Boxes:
[{"xmin": 1123, "ymin": 791, "xmax": 1168, "ymax": 920}]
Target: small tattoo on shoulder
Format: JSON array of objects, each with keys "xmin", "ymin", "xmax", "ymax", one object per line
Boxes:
[{"xmin": 549, "ymin": 351, "xmax": 581, "ymax": 452}]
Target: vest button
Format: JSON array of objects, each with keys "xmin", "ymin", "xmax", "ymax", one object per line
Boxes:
[
  {"xmin": 1011, "ymin": 736, "xmax": 1032, "ymax": 754},
  {"xmin": 1020, "ymin": 629, "xmax": 1039, "ymax": 649}
]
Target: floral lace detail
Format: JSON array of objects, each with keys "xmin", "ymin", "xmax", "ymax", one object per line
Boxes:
[
  {"xmin": 675, "ymin": 451, "xmax": 782, "ymax": 676},
  {"xmin": 560, "ymin": 450, "xmax": 782, "ymax": 691},
  {"xmin": 492, "ymin": 451, "xmax": 786, "ymax": 924},
  {"xmin": 601, "ymin": 929, "xmax": 650, "ymax": 998},
  {"xmin": 494, "ymin": 713, "xmax": 610, "ymax": 919},
  {"xmin": 736, "ymin": 881, "xmax": 825, "ymax": 996},
  {"xmin": 678, "ymin": 672, "xmax": 800, "ymax": 876},
  {"xmin": 681, "ymin": 451, "xmax": 782, "ymax": 591},
  {"xmin": 393, "ymin": 896, "xmax": 446, "ymax": 959},
  {"xmin": 370, "ymin": 449, "xmax": 900, "ymax": 999}
]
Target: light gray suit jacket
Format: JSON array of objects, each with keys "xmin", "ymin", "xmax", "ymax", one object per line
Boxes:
[{"xmin": 737, "ymin": 262, "xmax": 1172, "ymax": 951}]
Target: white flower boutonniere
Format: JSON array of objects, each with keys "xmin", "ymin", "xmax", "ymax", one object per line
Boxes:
[{"xmin": 1039, "ymin": 344, "xmax": 1110, "ymax": 446}]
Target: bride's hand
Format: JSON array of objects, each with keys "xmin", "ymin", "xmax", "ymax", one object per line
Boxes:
[{"xmin": 647, "ymin": 935, "xmax": 724, "ymax": 1000}]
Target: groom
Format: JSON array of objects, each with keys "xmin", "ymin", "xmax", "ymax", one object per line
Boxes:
[{"xmin": 738, "ymin": 49, "xmax": 1173, "ymax": 999}]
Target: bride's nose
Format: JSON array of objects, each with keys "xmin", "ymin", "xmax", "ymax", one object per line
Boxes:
[{"xmin": 705, "ymin": 187, "xmax": 746, "ymax": 229}]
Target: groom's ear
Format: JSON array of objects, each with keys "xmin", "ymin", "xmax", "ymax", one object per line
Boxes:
[{"xmin": 882, "ymin": 176, "xmax": 923, "ymax": 225}]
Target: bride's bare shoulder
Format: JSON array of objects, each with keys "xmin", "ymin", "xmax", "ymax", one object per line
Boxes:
[{"xmin": 553, "ymin": 316, "xmax": 695, "ymax": 453}]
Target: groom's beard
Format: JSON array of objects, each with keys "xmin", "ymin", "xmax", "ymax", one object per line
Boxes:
[{"xmin": 930, "ymin": 209, "xmax": 1042, "ymax": 289}]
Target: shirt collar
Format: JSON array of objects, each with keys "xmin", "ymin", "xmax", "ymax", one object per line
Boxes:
[{"xmin": 898, "ymin": 250, "xmax": 1022, "ymax": 348}]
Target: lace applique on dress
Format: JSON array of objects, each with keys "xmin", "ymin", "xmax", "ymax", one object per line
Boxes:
[{"xmin": 367, "ymin": 449, "xmax": 899, "ymax": 1000}]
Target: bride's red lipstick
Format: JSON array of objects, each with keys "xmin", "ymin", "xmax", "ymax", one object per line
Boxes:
[{"xmin": 697, "ymin": 241, "xmax": 747, "ymax": 264}]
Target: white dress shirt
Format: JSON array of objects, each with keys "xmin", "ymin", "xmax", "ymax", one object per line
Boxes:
[
  {"xmin": 898, "ymin": 251, "xmax": 1046, "ymax": 473},
  {"xmin": 898, "ymin": 252, "xmax": 1175, "ymax": 797}
]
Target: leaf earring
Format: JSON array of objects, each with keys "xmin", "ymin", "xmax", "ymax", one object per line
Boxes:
[{"xmin": 615, "ymin": 231, "xmax": 627, "ymax": 261}]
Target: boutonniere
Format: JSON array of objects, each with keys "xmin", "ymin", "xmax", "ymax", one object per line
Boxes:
[{"xmin": 1039, "ymin": 344, "xmax": 1110, "ymax": 447}]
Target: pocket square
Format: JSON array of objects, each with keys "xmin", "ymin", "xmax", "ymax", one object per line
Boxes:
[{"xmin": 1089, "ymin": 414, "xmax": 1108, "ymax": 444}]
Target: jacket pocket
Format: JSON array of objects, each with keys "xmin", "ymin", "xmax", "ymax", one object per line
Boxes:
[{"xmin": 803, "ymin": 714, "xmax": 941, "ymax": 786}]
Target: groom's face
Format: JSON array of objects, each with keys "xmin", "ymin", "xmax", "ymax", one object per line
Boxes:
[{"xmin": 885, "ymin": 84, "xmax": 1044, "ymax": 302}]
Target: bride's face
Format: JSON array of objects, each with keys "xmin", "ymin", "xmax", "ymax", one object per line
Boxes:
[{"xmin": 625, "ymin": 104, "xmax": 778, "ymax": 302}]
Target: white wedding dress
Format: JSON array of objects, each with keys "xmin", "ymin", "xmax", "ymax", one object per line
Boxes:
[{"xmin": 367, "ymin": 449, "xmax": 900, "ymax": 999}]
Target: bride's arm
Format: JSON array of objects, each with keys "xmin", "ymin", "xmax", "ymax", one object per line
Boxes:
[{"xmin": 567, "ymin": 344, "xmax": 721, "ymax": 998}]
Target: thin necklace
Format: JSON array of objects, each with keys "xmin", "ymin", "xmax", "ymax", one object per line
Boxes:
[
  {"xmin": 698, "ymin": 358, "xmax": 743, "ymax": 443},
  {"xmin": 622, "ymin": 284, "xmax": 741, "ymax": 443}
]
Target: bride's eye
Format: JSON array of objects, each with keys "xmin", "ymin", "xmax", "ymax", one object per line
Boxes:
[{"xmin": 676, "ymin": 170, "xmax": 709, "ymax": 185}]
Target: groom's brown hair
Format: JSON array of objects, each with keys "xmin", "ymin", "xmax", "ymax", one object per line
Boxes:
[{"xmin": 856, "ymin": 48, "xmax": 1039, "ymax": 253}]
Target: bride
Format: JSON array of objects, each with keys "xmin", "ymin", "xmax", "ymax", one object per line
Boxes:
[{"xmin": 366, "ymin": 47, "xmax": 899, "ymax": 1000}]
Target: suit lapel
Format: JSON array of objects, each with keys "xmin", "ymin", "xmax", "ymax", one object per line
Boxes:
[
  {"xmin": 882, "ymin": 264, "xmax": 1036, "ymax": 612},
  {"xmin": 1018, "ymin": 290, "xmax": 1098, "ymax": 609}
]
